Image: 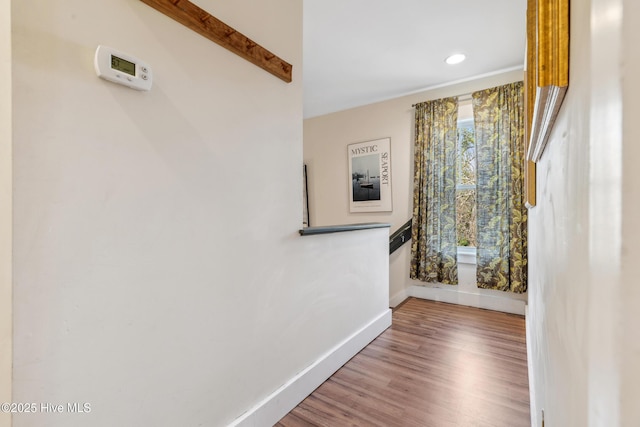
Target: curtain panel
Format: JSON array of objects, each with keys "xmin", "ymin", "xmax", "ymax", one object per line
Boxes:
[
  {"xmin": 410, "ymin": 98, "xmax": 459, "ymax": 285},
  {"xmin": 472, "ymin": 82, "xmax": 528, "ymax": 293}
]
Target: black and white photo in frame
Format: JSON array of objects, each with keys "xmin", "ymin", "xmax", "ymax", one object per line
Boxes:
[{"xmin": 348, "ymin": 138, "xmax": 392, "ymax": 212}]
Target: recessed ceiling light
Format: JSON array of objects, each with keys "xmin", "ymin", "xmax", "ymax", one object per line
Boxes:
[{"xmin": 445, "ymin": 54, "xmax": 466, "ymax": 65}]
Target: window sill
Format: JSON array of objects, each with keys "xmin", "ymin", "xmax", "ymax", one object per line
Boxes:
[{"xmin": 457, "ymin": 246, "xmax": 477, "ymax": 265}]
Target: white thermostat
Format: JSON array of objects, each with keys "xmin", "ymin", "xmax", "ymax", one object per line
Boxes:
[{"xmin": 94, "ymin": 45, "xmax": 152, "ymax": 91}]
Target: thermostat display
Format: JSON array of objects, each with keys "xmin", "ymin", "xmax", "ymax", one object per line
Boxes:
[
  {"xmin": 111, "ymin": 55, "xmax": 136, "ymax": 76},
  {"xmin": 95, "ymin": 45, "xmax": 152, "ymax": 91}
]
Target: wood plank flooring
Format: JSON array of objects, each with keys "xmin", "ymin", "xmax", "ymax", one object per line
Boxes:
[{"xmin": 276, "ymin": 298, "xmax": 530, "ymax": 427}]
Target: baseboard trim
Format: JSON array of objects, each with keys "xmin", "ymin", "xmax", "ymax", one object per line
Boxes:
[
  {"xmin": 228, "ymin": 309, "xmax": 393, "ymax": 427},
  {"xmin": 525, "ymin": 304, "xmax": 538, "ymax": 427},
  {"xmin": 408, "ymin": 285, "xmax": 526, "ymax": 315},
  {"xmin": 389, "ymin": 289, "xmax": 410, "ymax": 308}
]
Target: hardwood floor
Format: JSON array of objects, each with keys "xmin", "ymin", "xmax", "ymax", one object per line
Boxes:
[{"xmin": 276, "ymin": 298, "xmax": 530, "ymax": 427}]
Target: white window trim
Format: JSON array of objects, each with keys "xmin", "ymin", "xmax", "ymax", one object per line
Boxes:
[
  {"xmin": 457, "ymin": 246, "xmax": 477, "ymax": 265},
  {"xmin": 456, "ymin": 183, "xmax": 475, "ymax": 191},
  {"xmin": 456, "ymin": 109, "xmax": 476, "ymax": 266}
]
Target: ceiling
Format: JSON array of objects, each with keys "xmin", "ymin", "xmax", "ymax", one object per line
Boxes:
[{"xmin": 303, "ymin": 0, "xmax": 527, "ymax": 118}]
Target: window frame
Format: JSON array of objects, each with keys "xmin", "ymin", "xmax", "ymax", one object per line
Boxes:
[{"xmin": 455, "ymin": 115, "xmax": 477, "ymax": 253}]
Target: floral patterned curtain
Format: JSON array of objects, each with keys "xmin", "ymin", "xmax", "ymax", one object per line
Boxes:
[
  {"xmin": 472, "ymin": 82, "xmax": 527, "ymax": 293},
  {"xmin": 410, "ymin": 98, "xmax": 459, "ymax": 285}
]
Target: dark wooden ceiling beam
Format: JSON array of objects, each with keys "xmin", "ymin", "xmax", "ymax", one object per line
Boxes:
[{"xmin": 140, "ymin": 0, "xmax": 292, "ymax": 83}]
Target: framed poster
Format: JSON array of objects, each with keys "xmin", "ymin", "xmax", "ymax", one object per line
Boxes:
[{"xmin": 348, "ymin": 138, "xmax": 392, "ymax": 213}]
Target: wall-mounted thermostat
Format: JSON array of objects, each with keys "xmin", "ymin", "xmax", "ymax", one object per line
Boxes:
[{"xmin": 94, "ymin": 45, "xmax": 152, "ymax": 91}]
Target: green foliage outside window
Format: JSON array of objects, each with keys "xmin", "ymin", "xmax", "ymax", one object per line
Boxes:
[{"xmin": 456, "ymin": 125, "xmax": 477, "ymax": 247}]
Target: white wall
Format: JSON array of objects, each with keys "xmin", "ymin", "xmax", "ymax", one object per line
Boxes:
[
  {"xmin": 526, "ymin": 1, "xmax": 591, "ymax": 423},
  {"xmin": 0, "ymin": 0, "xmax": 12, "ymax": 424},
  {"xmin": 527, "ymin": 0, "xmax": 640, "ymax": 425},
  {"xmin": 10, "ymin": 1, "xmax": 390, "ymax": 426},
  {"xmin": 621, "ymin": 1, "xmax": 640, "ymax": 424},
  {"xmin": 304, "ymin": 70, "xmax": 527, "ymax": 312}
]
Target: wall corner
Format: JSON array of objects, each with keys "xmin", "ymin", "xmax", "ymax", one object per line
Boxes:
[{"xmin": 0, "ymin": 0, "xmax": 12, "ymax": 424}]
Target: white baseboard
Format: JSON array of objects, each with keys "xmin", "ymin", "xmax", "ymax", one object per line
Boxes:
[
  {"xmin": 408, "ymin": 285, "xmax": 526, "ymax": 315},
  {"xmin": 389, "ymin": 289, "xmax": 410, "ymax": 308},
  {"xmin": 525, "ymin": 304, "xmax": 538, "ymax": 427},
  {"xmin": 228, "ymin": 309, "xmax": 393, "ymax": 427}
]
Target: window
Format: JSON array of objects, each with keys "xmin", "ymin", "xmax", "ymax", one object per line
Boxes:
[
  {"xmin": 411, "ymin": 84, "xmax": 526, "ymax": 290},
  {"xmin": 456, "ymin": 111, "xmax": 477, "ymax": 248}
]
